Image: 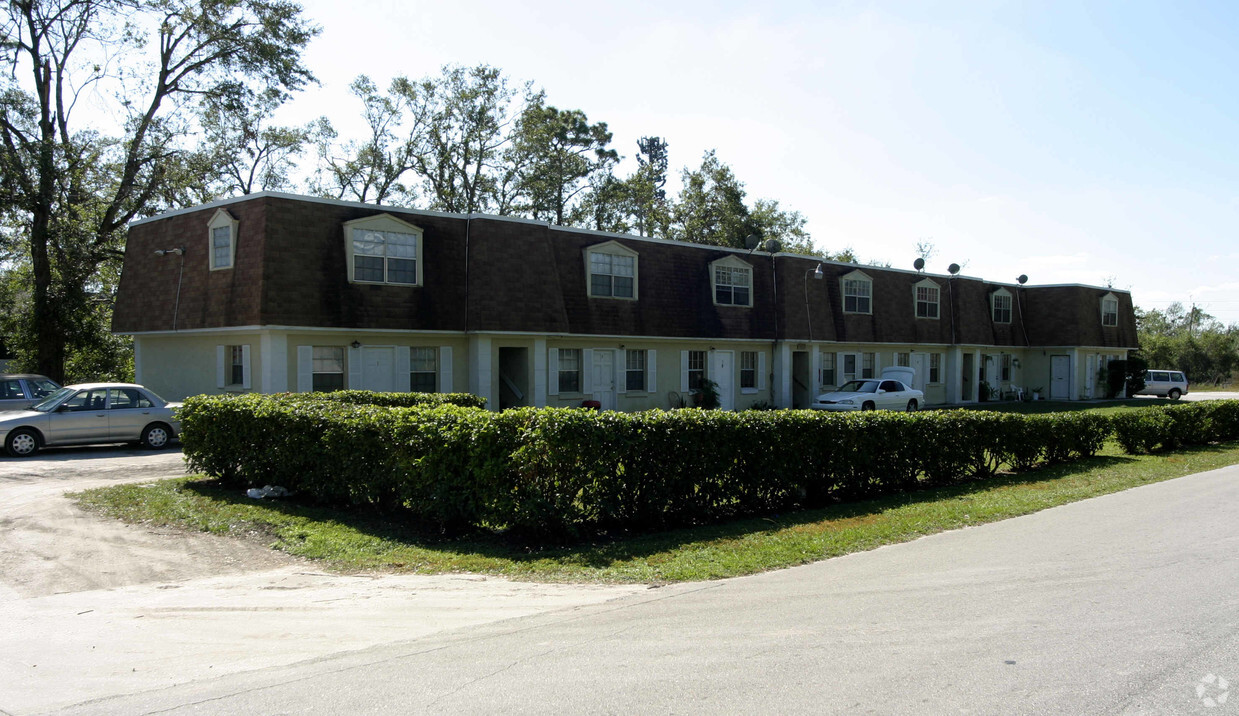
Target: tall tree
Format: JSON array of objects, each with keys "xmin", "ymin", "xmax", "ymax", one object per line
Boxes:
[
  {"xmin": 670, "ymin": 150, "xmax": 816, "ymax": 253},
  {"xmin": 0, "ymin": 0, "xmax": 316, "ymax": 382},
  {"xmin": 507, "ymin": 99, "xmax": 617, "ymax": 226},
  {"xmin": 200, "ymin": 88, "xmax": 312, "ymax": 196},
  {"xmin": 628, "ymin": 136, "xmax": 669, "ymax": 237},
  {"xmin": 670, "ymin": 150, "xmax": 753, "ymax": 247},
  {"xmin": 400, "ymin": 64, "xmax": 530, "ymax": 214},
  {"xmin": 311, "ymin": 75, "xmax": 414, "ymax": 204},
  {"xmin": 749, "ymin": 198, "xmax": 814, "ymax": 254},
  {"xmin": 573, "ymin": 167, "xmax": 630, "ymax": 233}
]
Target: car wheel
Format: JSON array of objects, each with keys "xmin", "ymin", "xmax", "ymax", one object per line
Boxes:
[
  {"xmin": 5, "ymin": 428, "xmax": 40, "ymax": 458},
  {"xmin": 141, "ymin": 423, "xmax": 172, "ymax": 450},
  {"xmin": 861, "ymin": 401, "xmax": 875, "ymax": 411},
  {"xmin": 906, "ymin": 399, "xmax": 918, "ymax": 412},
  {"xmin": 1168, "ymin": 388, "xmax": 1181, "ymax": 400}
]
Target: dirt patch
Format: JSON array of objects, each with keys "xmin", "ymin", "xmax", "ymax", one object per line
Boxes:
[{"xmin": 0, "ymin": 446, "xmax": 298, "ymax": 599}]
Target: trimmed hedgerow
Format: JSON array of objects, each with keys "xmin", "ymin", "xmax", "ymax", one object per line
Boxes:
[
  {"xmin": 179, "ymin": 394, "xmax": 1224, "ymax": 541},
  {"xmin": 1111, "ymin": 401, "xmax": 1239, "ymax": 454}
]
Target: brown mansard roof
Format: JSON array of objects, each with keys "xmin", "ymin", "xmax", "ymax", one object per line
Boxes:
[{"xmin": 113, "ymin": 193, "xmax": 1138, "ymax": 349}]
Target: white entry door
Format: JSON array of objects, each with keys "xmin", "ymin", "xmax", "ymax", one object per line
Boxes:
[
  {"xmin": 711, "ymin": 351, "xmax": 734, "ymax": 411},
  {"xmin": 592, "ymin": 349, "xmax": 616, "ymax": 410},
  {"xmin": 361, "ymin": 347, "xmax": 396, "ymax": 392},
  {"xmin": 908, "ymin": 354, "xmax": 928, "ymax": 393},
  {"xmin": 1050, "ymin": 355, "xmax": 1070, "ymax": 400}
]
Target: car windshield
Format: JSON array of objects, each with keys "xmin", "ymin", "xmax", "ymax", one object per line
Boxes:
[
  {"xmin": 838, "ymin": 380, "xmax": 879, "ymax": 393},
  {"xmin": 30, "ymin": 386, "xmax": 74, "ymax": 412},
  {"xmin": 29, "ymin": 378, "xmax": 59, "ymax": 397}
]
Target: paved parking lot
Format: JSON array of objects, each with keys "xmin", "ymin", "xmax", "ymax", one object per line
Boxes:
[{"xmin": 0, "ymin": 447, "xmax": 642, "ymax": 715}]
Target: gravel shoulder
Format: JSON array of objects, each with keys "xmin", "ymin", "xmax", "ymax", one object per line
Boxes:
[{"xmin": 0, "ymin": 447, "xmax": 642, "ymax": 715}]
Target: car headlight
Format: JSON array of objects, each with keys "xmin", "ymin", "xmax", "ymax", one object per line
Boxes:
[{"xmin": 839, "ymin": 399, "xmax": 854, "ymax": 405}]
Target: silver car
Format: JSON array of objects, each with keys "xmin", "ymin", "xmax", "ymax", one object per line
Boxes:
[
  {"xmin": 0, "ymin": 383, "xmax": 181, "ymax": 457},
  {"xmin": 0, "ymin": 373, "xmax": 61, "ymax": 411}
]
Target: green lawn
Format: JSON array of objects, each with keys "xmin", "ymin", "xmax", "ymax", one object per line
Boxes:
[{"xmin": 73, "ymin": 437, "xmax": 1239, "ymax": 584}]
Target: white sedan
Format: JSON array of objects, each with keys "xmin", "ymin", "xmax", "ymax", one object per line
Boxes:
[
  {"xmin": 810, "ymin": 377, "xmax": 924, "ymax": 412},
  {"xmin": 1, "ymin": 383, "xmax": 181, "ymax": 457}
]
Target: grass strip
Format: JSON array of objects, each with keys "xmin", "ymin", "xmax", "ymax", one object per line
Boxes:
[{"xmin": 72, "ymin": 441, "xmax": 1239, "ymax": 584}]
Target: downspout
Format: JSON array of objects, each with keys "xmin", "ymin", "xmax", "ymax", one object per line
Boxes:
[
  {"xmin": 172, "ymin": 248, "xmax": 185, "ymax": 332},
  {"xmin": 770, "ymin": 253, "xmax": 779, "ymax": 406},
  {"xmin": 1017, "ymin": 286, "xmax": 1030, "ymax": 347},
  {"xmin": 947, "ymin": 276, "xmax": 956, "ymax": 346},
  {"xmin": 463, "ymin": 215, "xmax": 471, "ymax": 334}
]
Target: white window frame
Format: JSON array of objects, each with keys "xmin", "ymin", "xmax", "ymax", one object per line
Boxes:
[
  {"xmin": 820, "ymin": 351, "xmax": 836, "ymax": 386},
  {"xmin": 740, "ymin": 351, "xmax": 758, "ymax": 391},
  {"xmin": 1101, "ymin": 293, "xmax": 1119, "ymax": 327},
  {"xmin": 894, "ymin": 352, "xmax": 910, "ymax": 367},
  {"xmin": 862, "ymin": 352, "xmax": 876, "ymax": 379},
  {"xmin": 914, "ymin": 278, "xmax": 940, "ymax": 319},
  {"xmin": 216, "ymin": 344, "xmax": 251, "ymax": 390},
  {"xmin": 929, "ymin": 353, "xmax": 942, "ymax": 383},
  {"xmin": 688, "ymin": 350, "xmax": 707, "ymax": 390},
  {"xmin": 207, "ymin": 209, "xmax": 238, "ymax": 271},
  {"xmin": 344, "ymin": 213, "xmax": 425, "ymax": 287},
  {"xmin": 625, "ymin": 349, "xmax": 646, "ymax": 391},
  {"xmin": 992, "ymin": 289, "xmax": 1013, "ymax": 324},
  {"xmin": 710, "ymin": 256, "xmax": 754, "ymax": 308},
  {"xmin": 841, "ymin": 270, "xmax": 872, "ymax": 314},
  {"xmin": 311, "ymin": 346, "xmax": 345, "ymax": 392},
  {"xmin": 410, "ymin": 347, "xmax": 437, "ymax": 393},
  {"xmin": 558, "ymin": 348, "xmax": 582, "ymax": 394},
  {"xmin": 585, "ymin": 240, "xmax": 638, "ymax": 300}
]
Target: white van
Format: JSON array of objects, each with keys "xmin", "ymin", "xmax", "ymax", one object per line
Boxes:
[{"xmin": 1135, "ymin": 370, "xmax": 1189, "ymax": 400}]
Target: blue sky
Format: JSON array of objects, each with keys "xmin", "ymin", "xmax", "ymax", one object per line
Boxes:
[{"xmin": 281, "ymin": 0, "xmax": 1239, "ymax": 323}]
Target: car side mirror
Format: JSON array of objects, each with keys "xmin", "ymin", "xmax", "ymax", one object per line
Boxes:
[{"xmin": 57, "ymin": 404, "xmax": 71, "ymax": 412}]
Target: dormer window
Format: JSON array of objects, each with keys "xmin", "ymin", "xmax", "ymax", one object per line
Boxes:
[
  {"xmin": 711, "ymin": 256, "xmax": 753, "ymax": 307},
  {"xmin": 207, "ymin": 209, "xmax": 238, "ymax": 271},
  {"xmin": 992, "ymin": 288, "xmax": 1013, "ymax": 324},
  {"xmin": 344, "ymin": 214, "xmax": 424, "ymax": 286},
  {"xmin": 1101, "ymin": 293, "xmax": 1118, "ymax": 327},
  {"xmin": 914, "ymin": 278, "xmax": 940, "ymax": 319},
  {"xmin": 841, "ymin": 269, "xmax": 872, "ymax": 314},
  {"xmin": 585, "ymin": 241, "xmax": 638, "ymax": 299}
]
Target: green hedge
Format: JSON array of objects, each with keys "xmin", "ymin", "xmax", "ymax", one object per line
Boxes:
[
  {"xmin": 185, "ymin": 394, "xmax": 1221, "ymax": 540},
  {"xmin": 1110, "ymin": 401, "xmax": 1239, "ymax": 453}
]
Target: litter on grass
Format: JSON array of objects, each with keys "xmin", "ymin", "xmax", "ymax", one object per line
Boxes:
[{"xmin": 245, "ymin": 485, "xmax": 292, "ymax": 499}]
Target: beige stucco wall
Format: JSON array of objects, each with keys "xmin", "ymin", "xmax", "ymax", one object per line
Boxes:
[
  {"xmin": 136, "ymin": 333, "xmax": 265, "ymax": 401},
  {"xmin": 134, "ymin": 329, "xmax": 1131, "ymax": 411},
  {"xmin": 283, "ymin": 332, "xmax": 469, "ymax": 394},
  {"xmin": 542, "ymin": 339, "xmax": 774, "ymax": 412}
]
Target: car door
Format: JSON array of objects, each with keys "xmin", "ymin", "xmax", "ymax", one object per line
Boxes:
[
  {"xmin": 106, "ymin": 388, "xmax": 155, "ymax": 441},
  {"xmin": 47, "ymin": 388, "xmax": 111, "ymax": 444},
  {"xmin": 877, "ymin": 380, "xmax": 904, "ymax": 409},
  {"xmin": 0, "ymin": 378, "xmax": 27, "ymax": 411}
]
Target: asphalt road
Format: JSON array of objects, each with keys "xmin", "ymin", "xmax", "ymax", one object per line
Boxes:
[{"xmin": 38, "ymin": 462, "xmax": 1239, "ymax": 715}]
